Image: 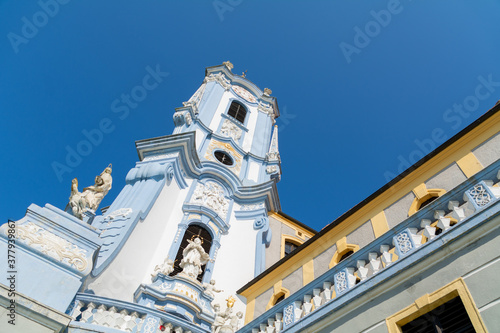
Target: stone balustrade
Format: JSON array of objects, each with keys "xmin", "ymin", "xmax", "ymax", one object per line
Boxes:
[
  {"xmin": 69, "ymin": 294, "xmax": 201, "ymax": 333},
  {"xmin": 240, "ymin": 161, "xmax": 500, "ymax": 333}
]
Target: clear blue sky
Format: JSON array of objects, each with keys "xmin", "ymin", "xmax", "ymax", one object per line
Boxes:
[{"xmin": 1, "ymin": 0, "xmax": 500, "ymax": 231}]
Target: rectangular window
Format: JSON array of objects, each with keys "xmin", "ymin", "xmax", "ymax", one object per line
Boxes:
[{"xmin": 401, "ymin": 297, "xmax": 475, "ymax": 333}]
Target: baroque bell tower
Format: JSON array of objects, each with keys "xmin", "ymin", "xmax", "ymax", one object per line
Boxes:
[{"xmin": 80, "ymin": 61, "xmax": 283, "ymax": 328}]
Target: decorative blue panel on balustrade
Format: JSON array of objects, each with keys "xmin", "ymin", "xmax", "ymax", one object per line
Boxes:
[
  {"xmin": 141, "ymin": 314, "xmax": 160, "ymax": 333},
  {"xmin": 393, "ymin": 228, "xmax": 419, "ymax": 258},
  {"xmin": 464, "ymin": 181, "xmax": 498, "ymax": 211}
]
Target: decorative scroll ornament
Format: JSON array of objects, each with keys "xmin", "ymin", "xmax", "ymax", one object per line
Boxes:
[
  {"xmin": 257, "ymin": 101, "xmax": 274, "ymax": 117},
  {"xmin": 220, "ymin": 119, "xmax": 242, "ymax": 141},
  {"xmin": 467, "ymin": 184, "xmax": 492, "ymax": 207},
  {"xmin": 191, "ymin": 181, "xmax": 229, "ymax": 219},
  {"xmin": 69, "ymin": 165, "xmax": 113, "ymax": 220},
  {"xmin": 14, "ymin": 222, "xmax": 88, "ymax": 272},
  {"xmin": 395, "ymin": 231, "xmax": 413, "ymax": 255},
  {"xmin": 173, "ymin": 110, "xmax": 192, "ymax": 127},
  {"xmin": 182, "ymin": 82, "xmax": 206, "ymax": 114},
  {"xmin": 266, "ymin": 166, "xmax": 278, "ymax": 174},
  {"xmin": 104, "ymin": 208, "xmax": 132, "ymax": 221},
  {"xmin": 204, "ymin": 72, "xmax": 231, "ymax": 90},
  {"xmin": 232, "ymin": 85, "xmax": 257, "ymax": 103},
  {"xmin": 263, "ymin": 88, "xmax": 272, "ymax": 96}
]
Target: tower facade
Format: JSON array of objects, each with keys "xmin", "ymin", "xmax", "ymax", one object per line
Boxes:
[{"xmin": 81, "ymin": 62, "xmax": 283, "ymax": 325}]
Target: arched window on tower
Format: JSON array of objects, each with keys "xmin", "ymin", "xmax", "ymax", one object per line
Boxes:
[
  {"xmin": 227, "ymin": 101, "xmax": 247, "ymax": 123},
  {"xmin": 170, "ymin": 224, "xmax": 213, "ymax": 282}
]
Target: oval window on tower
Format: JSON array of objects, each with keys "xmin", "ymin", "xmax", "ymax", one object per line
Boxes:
[{"xmin": 214, "ymin": 151, "xmax": 233, "ymax": 166}]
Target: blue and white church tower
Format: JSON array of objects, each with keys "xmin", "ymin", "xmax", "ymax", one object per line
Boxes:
[{"xmin": 0, "ymin": 61, "xmax": 282, "ymax": 332}]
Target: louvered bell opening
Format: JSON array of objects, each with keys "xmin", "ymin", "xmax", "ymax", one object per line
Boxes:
[
  {"xmin": 401, "ymin": 297, "xmax": 475, "ymax": 333},
  {"xmin": 228, "ymin": 101, "xmax": 247, "ymax": 123}
]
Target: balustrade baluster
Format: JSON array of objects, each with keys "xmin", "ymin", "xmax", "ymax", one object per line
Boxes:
[
  {"xmin": 115, "ymin": 309, "xmax": 128, "ymax": 330},
  {"xmin": 275, "ymin": 312, "xmax": 283, "ymax": 332},
  {"xmin": 356, "ymin": 260, "xmax": 369, "ymax": 281},
  {"xmin": 312, "ymin": 288, "xmax": 323, "ymax": 308},
  {"xmin": 448, "ymin": 201, "xmax": 466, "ymax": 222},
  {"xmin": 71, "ymin": 300, "xmax": 85, "ymax": 320},
  {"xmin": 368, "ymin": 252, "xmax": 381, "ymax": 274},
  {"xmin": 293, "ymin": 300, "xmax": 303, "ymax": 320},
  {"xmin": 80, "ymin": 302, "xmax": 95, "ymax": 323},
  {"xmin": 420, "ymin": 219, "xmax": 436, "ymax": 240},
  {"xmin": 91, "ymin": 304, "xmax": 107, "ymax": 326},
  {"xmin": 380, "ymin": 245, "xmax": 393, "ymax": 267},
  {"xmin": 302, "ymin": 295, "xmax": 313, "ymax": 316},
  {"xmin": 266, "ymin": 318, "xmax": 275, "ymax": 333},
  {"xmin": 434, "ymin": 210, "xmax": 451, "ymax": 232}
]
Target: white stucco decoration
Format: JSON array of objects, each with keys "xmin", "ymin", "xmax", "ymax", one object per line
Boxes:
[
  {"xmin": 267, "ymin": 125, "xmax": 280, "ymax": 162},
  {"xmin": 240, "ymin": 203, "xmax": 265, "ymax": 211},
  {"xmin": 104, "ymin": 208, "xmax": 133, "ymax": 221},
  {"xmin": 173, "ymin": 110, "xmax": 192, "ymax": 127},
  {"xmin": 151, "ymin": 258, "xmax": 174, "ymax": 280},
  {"xmin": 220, "ymin": 119, "xmax": 242, "ymax": 141},
  {"xmin": 232, "ymin": 85, "xmax": 256, "ymax": 103},
  {"xmin": 204, "ymin": 72, "xmax": 231, "ymax": 90},
  {"xmin": 257, "ymin": 101, "xmax": 274, "ymax": 117},
  {"xmin": 183, "ymin": 82, "xmax": 206, "ymax": 114},
  {"xmin": 191, "ymin": 181, "xmax": 229, "ymax": 219},
  {"xmin": 266, "ymin": 166, "xmax": 278, "ymax": 174},
  {"xmin": 14, "ymin": 222, "xmax": 88, "ymax": 272}
]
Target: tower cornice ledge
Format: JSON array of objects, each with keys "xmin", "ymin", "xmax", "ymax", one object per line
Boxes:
[{"xmin": 135, "ymin": 132, "xmax": 281, "ymax": 211}]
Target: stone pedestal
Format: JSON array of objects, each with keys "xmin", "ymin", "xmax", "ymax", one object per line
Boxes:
[
  {"xmin": 134, "ymin": 274, "xmax": 215, "ymax": 331},
  {"xmin": 0, "ymin": 204, "xmax": 102, "ymax": 312}
]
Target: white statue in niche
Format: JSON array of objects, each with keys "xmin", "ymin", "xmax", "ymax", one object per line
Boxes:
[
  {"xmin": 179, "ymin": 237, "xmax": 211, "ymax": 279},
  {"xmin": 202, "ymin": 279, "xmax": 223, "ymax": 298},
  {"xmin": 151, "ymin": 258, "xmax": 174, "ymax": 280},
  {"xmin": 69, "ymin": 164, "xmax": 113, "ymax": 220}
]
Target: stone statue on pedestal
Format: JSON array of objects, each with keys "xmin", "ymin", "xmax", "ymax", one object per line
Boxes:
[
  {"xmin": 69, "ymin": 164, "xmax": 112, "ymax": 220},
  {"xmin": 211, "ymin": 298, "xmax": 243, "ymax": 333}
]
